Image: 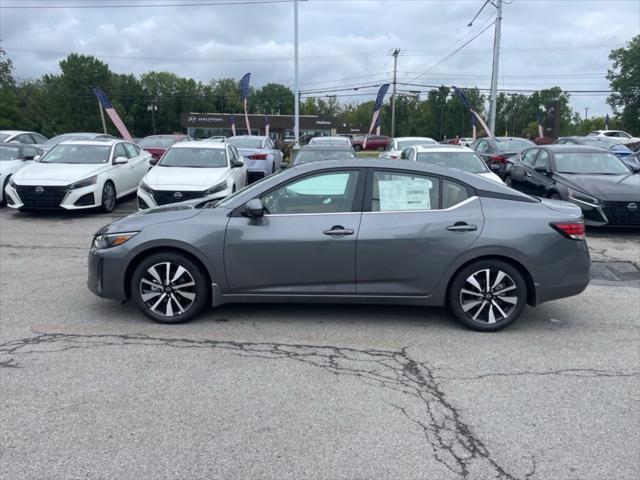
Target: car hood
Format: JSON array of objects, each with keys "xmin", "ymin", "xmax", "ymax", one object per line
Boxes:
[
  {"xmin": 555, "ymin": 173, "xmax": 640, "ymax": 201},
  {"xmin": 97, "ymin": 202, "xmax": 212, "ymax": 235},
  {"xmin": 144, "ymin": 166, "xmax": 229, "ymax": 190},
  {"xmin": 12, "ymin": 162, "xmax": 109, "ymax": 185}
]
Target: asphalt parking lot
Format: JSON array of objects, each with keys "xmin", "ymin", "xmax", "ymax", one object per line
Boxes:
[{"xmin": 1, "ymin": 195, "xmax": 639, "ymax": 480}]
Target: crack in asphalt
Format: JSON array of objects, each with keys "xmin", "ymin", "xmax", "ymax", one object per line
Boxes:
[
  {"xmin": 1, "ymin": 331, "xmax": 534, "ymax": 479},
  {"xmin": 437, "ymin": 368, "xmax": 639, "ymax": 381}
]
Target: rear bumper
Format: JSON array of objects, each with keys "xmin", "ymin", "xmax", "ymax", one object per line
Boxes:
[{"xmin": 533, "ymin": 241, "xmax": 591, "ymax": 305}]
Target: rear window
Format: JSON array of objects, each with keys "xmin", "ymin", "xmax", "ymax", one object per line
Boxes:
[
  {"xmin": 138, "ymin": 137, "xmax": 179, "ymax": 148},
  {"xmin": 495, "ymin": 138, "xmax": 535, "ymax": 151},
  {"xmin": 227, "ymin": 138, "xmax": 263, "ymax": 149},
  {"xmin": 294, "ymin": 149, "xmax": 355, "ymax": 164},
  {"xmin": 416, "ymin": 151, "xmax": 488, "ymax": 173}
]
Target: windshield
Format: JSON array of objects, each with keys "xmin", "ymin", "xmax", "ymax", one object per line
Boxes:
[
  {"xmin": 159, "ymin": 147, "xmax": 227, "ymax": 168},
  {"xmin": 578, "ymin": 138, "xmax": 631, "ymax": 151},
  {"xmin": 396, "ymin": 139, "xmax": 436, "ymax": 150},
  {"xmin": 216, "ymin": 170, "xmax": 286, "ymax": 207},
  {"xmin": 416, "ymin": 151, "xmax": 488, "ymax": 173},
  {"xmin": 41, "ymin": 144, "xmax": 111, "ymax": 164},
  {"xmin": 0, "ymin": 145, "xmax": 21, "ymax": 161},
  {"xmin": 45, "ymin": 134, "xmax": 89, "ymax": 146},
  {"xmin": 555, "ymin": 152, "xmax": 630, "ymax": 175},
  {"xmin": 227, "ymin": 138, "xmax": 263, "ymax": 149},
  {"xmin": 138, "ymin": 137, "xmax": 179, "ymax": 148},
  {"xmin": 294, "ymin": 149, "xmax": 355, "ymax": 165},
  {"xmin": 496, "ymin": 138, "xmax": 534, "ymax": 151}
]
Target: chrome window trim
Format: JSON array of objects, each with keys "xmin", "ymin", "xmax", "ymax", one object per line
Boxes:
[
  {"xmin": 363, "ymin": 196, "xmax": 478, "ymax": 215},
  {"xmin": 263, "ymin": 211, "xmax": 362, "ymax": 218}
]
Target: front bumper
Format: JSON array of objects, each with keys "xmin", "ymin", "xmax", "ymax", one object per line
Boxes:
[
  {"xmin": 5, "ymin": 183, "xmax": 101, "ymax": 210},
  {"xmin": 87, "ymin": 246, "xmax": 129, "ymax": 301},
  {"xmin": 569, "ymin": 197, "xmax": 640, "ymax": 227},
  {"xmin": 137, "ymin": 185, "xmax": 232, "ymax": 210}
]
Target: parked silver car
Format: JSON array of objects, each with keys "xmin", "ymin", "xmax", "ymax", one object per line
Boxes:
[
  {"xmin": 226, "ymin": 135, "xmax": 283, "ymax": 183},
  {"xmin": 88, "ymin": 159, "xmax": 590, "ymax": 331}
]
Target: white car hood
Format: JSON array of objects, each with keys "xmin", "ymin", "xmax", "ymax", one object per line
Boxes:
[
  {"xmin": 13, "ymin": 162, "xmax": 110, "ymax": 185},
  {"xmin": 144, "ymin": 166, "xmax": 230, "ymax": 190}
]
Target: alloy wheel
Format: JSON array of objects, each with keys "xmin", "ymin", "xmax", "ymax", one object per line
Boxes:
[
  {"xmin": 459, "ymin": 268, "xmax": 518, "ymax": 324},
  {"xmin": 102, "ymin": 182, "xmax": 116, "ymax": 212},
  {"xmin": 139, "ymin": 262, "xmax": 196, "ymax": 317}
]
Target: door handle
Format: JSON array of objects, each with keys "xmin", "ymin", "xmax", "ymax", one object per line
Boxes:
[
  {"xmin": 323, "ymin": 226, "xmax": 354, "ymax": 237},
  {"xmin": 446, "ymin": 222, "xmax": 478, "ymax": 232},
  {"xmin": 525, "ymin": 172, "xmax": 532, "ymax": 177}
]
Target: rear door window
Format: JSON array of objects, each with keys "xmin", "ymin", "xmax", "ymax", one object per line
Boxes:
[
  {"xmin": 520, "ymin": 149, "xmax": 539, "ymax": 166},
  {"xmin": 371, "ymin": 171, "xmax": 439, "ymax": 212}
]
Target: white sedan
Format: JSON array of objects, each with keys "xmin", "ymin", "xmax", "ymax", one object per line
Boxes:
[
  {"xmin": 4, "ymin": 139, "xmax": 151, "ymax": 212},
  {"xmin": 137, "ymin": 141, "xmax": 247, "ymax": 210},
  {"xmin": 379, "ymin": 136, "xmax": 437, "ymax": 159},
  {"xmin": 1, "ymin": 144, "xmax": 43, "ymax": 204},
  {"xmin": 588, "ymin": 130, "xmax": 640, "ymax": 146},
  {"xmin": 401, "ymin": 144, "xmax": 504, "ymax": 184}
]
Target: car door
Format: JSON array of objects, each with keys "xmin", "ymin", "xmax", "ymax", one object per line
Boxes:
[
  {"xmin": 224, "ymin": 169, "xmax": 364, "ymax": 294},
  {"xmin": 109, "ymin": 143, "xmax": 132, "ymax": 193},
  {"xmin": 527, "ymin": 149, "xmax": 554, "ymax": 197},
  {"xmin": 356, "ymin": 169, "xmax": 484, "ymax": 295},
  {"xmin": 266, "ymin": 138, "xmax": 282, "ymax": 170},
  {"xmin": 228, "ymin": 145, "xmax": 246, "ymax": 188},
  {"xmin": 123, "ymin": 143, "xmax": 148, "ymax": 189},
  {"xmin": 510, "ymin": 148, "xmax": 539, "ymax": 193}
]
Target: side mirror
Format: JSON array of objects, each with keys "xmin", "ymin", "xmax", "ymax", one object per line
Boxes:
[
  {"xmin": 629, "ymin": 163, "xmax": 640, "ymax": 174},
  {"xmin": 149, "ymin": 157, "xmax": 159, "ymax": 166},
  {"xmin": 244, "ymin": 198, "xmax": 264, "ymax": 218},
  {"xmin": 114, "ymin": 156, "xmax": 128, "ymax": 165},
  {"xmin": 231, "ymin": 159, "xmax": 244, "ymax": 168},
  {"xmin": 534, "ymin": 165, "xmax": 549, "ymax": 174},
  {"xmin": 31, "ymin": 155, "xmax": 41, "ymax": 162}
]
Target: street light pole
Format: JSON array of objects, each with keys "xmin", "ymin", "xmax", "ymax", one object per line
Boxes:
[
  {"xmin": 488, "ymin": 0, "xmax": 503, "ymax": 135},
  {"xmin": 390, "ymin": 48, "xmax": 400, "ymax": 138},
  {"xmin": 584, "ymin": 107, "xmax": 590, "ymax": 120},
  {"xmin": 293, "ymin": 0, "xmax": 300, "ymax": 151}
]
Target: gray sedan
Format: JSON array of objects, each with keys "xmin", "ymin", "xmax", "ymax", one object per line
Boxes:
[{"xmin": 88, "ymin": 160, "xmax": 590, "ymax": 331}]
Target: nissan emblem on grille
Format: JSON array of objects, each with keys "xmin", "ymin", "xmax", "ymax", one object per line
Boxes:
[
  {"xmin": 173, "ymin": 192, "xmax": 183, "ymax": 199},
  {"xmin": 35, "ymin": 187, "xmax": 44, "ymax": 194},
  {"xmin": 628, "ymin": 203, "xmax": 638, "ymax": 212}
]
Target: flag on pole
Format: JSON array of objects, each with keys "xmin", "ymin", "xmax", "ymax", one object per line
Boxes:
[
  {"xmin": 375, "ymin": 112, "xmax": 381, "ymax": 136},
  {"xmin": 536, "ymin": 112, "xmax": 544, "ymax": 138},
  {"xmin": 91, "ymin": 87, "xmax": 133, "ymax": 142},
  {"xmin": 471, "ymin": 114, "xmax": 477, "ymax": 140},
  {"xmin": 452, "ymin": 86, "xmax": 493, "ymax": 138},
  {"xmin": 239, "ymin": 73, "xmax": 251, "ymax": 134},
  {"xmin": 264, "ymin": 115, "xmax": 270, "ymax": 137},
  {"xmin": 230, "ymin": 114, "xmax": 237, "ymax": 137},
  {"xmin": 367, "ymin": 84, "xmax": 390, "ymax": 136},
  {"xmin": 605, "ymin": 113, "xmax": 610, "ymax": 130}
]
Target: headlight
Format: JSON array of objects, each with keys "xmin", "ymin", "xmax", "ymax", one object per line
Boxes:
[
  {"xmin": 68, "ymin": 175, "xmax": 98, "ymax": 190},
  {"xmin": 568, "ymin": 188, "xmax": 600, "ymax": 206},
  {"xmin": 91, "ymin": 232, "xmax": 138, "ymax": 251},
  {"xmin": 205, "ymin": 181, "xmax": 228, "ymax": 195},
  {"xmin": 139, "ymin": 181, "xmax": 153, "ymax": 194}
]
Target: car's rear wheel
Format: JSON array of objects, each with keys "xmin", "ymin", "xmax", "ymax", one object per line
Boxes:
[
  {"xmin": 131, "ymin": 252, "xmax": 209, "ymax": 324},
  {"xmin": 101, "ymin": 181, "xmax": 116, "ymax": 213},
  {"xmin": 1, "ymin": 175, "xmax": 10, "ymax": 206},
  {"xmin": 353, "ymin": 145, "xmax": 362, "ymax": 152},
  {"xmin": 548, "ymin": 192, "xmax": 561, "ymax": 200},
  {"xmin": 504, "ymin": 175, "xmax": 513, "ymax": 187},
  {"xmin": 448, "ymin": 260, "xmax": 527, "ymax": 332}
]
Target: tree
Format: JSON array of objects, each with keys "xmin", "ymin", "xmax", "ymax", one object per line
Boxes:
[
  {"xmin": 253, "ymin": 83, "xmax": 294, "ymax": 115},
  {"xmin": 607, "ymin": 35, "xmax": 640, "ymax": 134}
]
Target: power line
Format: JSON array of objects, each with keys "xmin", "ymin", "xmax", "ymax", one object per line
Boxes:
[{"xmin": 0, "ymin": 0, "xmax": 297, "ymax": 9}]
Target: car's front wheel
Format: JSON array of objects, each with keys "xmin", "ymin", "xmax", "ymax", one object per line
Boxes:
[
  {"xmin": 448, "ymin": 260, "xmax": 527, "ymax": 332},
  {"xmin": 1, "ymin": 175, "xmax": 11, "ymax": 206},
  {"xmin": 353, "ymin": 145, "xmax": 362, "ymax": 152},
  {"xmin": 101, "ymin": 181, "xmax": 117, "ymax": 213},
  {"xmin": 131, "ymin": 252, "xmax": 209, "ymax": 324},
  {"xmin": 504, "ymin": 175, "xmax": 513, "ymax": 187}
]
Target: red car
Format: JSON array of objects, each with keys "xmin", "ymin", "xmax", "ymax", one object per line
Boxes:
[
  {"xmin": 138, "ymin": 134, "xmax": 191, "ymax": 164},
  {"xmin": 351, "ymin": 135, "xmax": 391, "ymax": 152}
]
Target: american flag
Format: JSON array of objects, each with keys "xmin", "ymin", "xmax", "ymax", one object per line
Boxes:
[
  {"xmin": 264, "ymin": 115, "xmax": 270, "ymax": 137},
  {"xmin": 367, "ymin": 83, "xmax": 389, "ymax": 136},
  {"xmin": 375, "ymin": 110, "xmax": 381, "ymax": 136},
  {"xmin": 239, "ymin": 73, "xmax": 251, "ymax": 133},
  {"xmin": 230, "ymin": 114, "xmax": 237, "ymax": 137},
  {"xmin": 452, "ymin": 86, "xmax": 493, "ymax": 138},
  {"xmin": 91, "ymin": 87, "xmax": 133, "ymax": 142}
]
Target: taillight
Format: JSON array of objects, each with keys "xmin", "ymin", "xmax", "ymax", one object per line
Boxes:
[
  {"xmin": 551, "ymin": 221, "xmax": 586, "ymax": 241},
  {"xmin": 490, "ymin": 155, "xmax": 507, "ymax": 163},
  {"xmin": 248, "ymin": 153, "xmax": 268, "ymax": 160}
]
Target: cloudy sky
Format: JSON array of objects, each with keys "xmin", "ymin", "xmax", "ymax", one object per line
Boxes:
[{"xmin": 1, "ymin": 0, "xmax": 639, "ymax": 118}]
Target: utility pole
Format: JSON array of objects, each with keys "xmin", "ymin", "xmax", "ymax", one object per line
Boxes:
[
  {"xmin": 293, "ymin": 0, "xmax": 300, "ymax": 152},
  {"xmin": 584, "ymin": 107, "xmax": 590, "ymax": 120},
  {"xmin": 390, "ymin": 48, "xmax": 400, "ymax": 138},
  {"xmin": 147, "ymin": 101, "xmax": 158, "ymax": 135},
  {"xmin": 488, "ymin": 0, "xmax": 503, "ymax": 135}
]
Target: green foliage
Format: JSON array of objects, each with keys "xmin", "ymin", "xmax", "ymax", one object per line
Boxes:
[{"xmin": 607, "ymin": 35, "xmax": 640, "ymax": 134}]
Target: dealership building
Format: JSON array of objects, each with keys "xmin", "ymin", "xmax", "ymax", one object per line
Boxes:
[{"xmin": 181, "ymin": 112, "xmax": 367, "ymax": 139}]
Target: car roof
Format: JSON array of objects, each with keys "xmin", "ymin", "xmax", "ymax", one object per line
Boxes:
[
  {"xmin": 0, "ymin": 130, "xmax": 31, "ymax": 136},
  {"xmin": 59, "ymin": 138, "xmax": 121, "ymax": 146},
  {"xmin": 172, "ymin": 140, "xmax": 226, "ymax": 149},
  {"xmin": 229, "ymin": 135, "xmax": 266, "ymax": 140},
  {"xmin": 142, "ymin": 134, "xmax": 187, "ymax": 139},
  {"xmin": 300, "ymin": 144, "xmax": 354, "ymax": 151},
  {"xmin": 394, "ymin": 136, "xmax": 436, "ymax": 141},
  {"xmin": 311, "ymin": 136, "xmax": 348, "ymax": 140},
  {"xmin": 494, "ymin": 137, "xmax": 530, "ymax": 142},
  {"xmin": 413, "ymin": 144, "xmax": 474, "ymax": 152},
  {"xmin": 539, "ymin": 144, "xmax": 611, "ymax": 153}
]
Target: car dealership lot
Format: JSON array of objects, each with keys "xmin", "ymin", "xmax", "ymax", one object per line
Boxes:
[{"xmin": 1, "ymin": 200, "xmax": 638, "ymax": 479}]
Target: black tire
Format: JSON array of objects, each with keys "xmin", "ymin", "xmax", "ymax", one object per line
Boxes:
[
  {"xmin": 548, "ymin": 192, "xmax": 561, "ymax": 200},
  {"xmin": 353, "ymin": 145, "xmax": 362, "ymax": 152},
  {"xmin": 504, "ymin": 175, "xmax": 513, "ymax": 188},
  {"xmin": 100, "ymin": 181, "xmax": 117, "ymax": 213},
  {"xmin": 448, "ymin": 260, "xmax": 527, "ymax": 332},
  {"xmin": 131, "ymin": 252, "xmax": 209, "ymax": 324},
  {"xmin": 1, "ymin": 175, "xmax": 10, "ymax": 206},
  {"xmin": 376, "ymin": 146, "xmax": 385, "ymax": 152}
]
